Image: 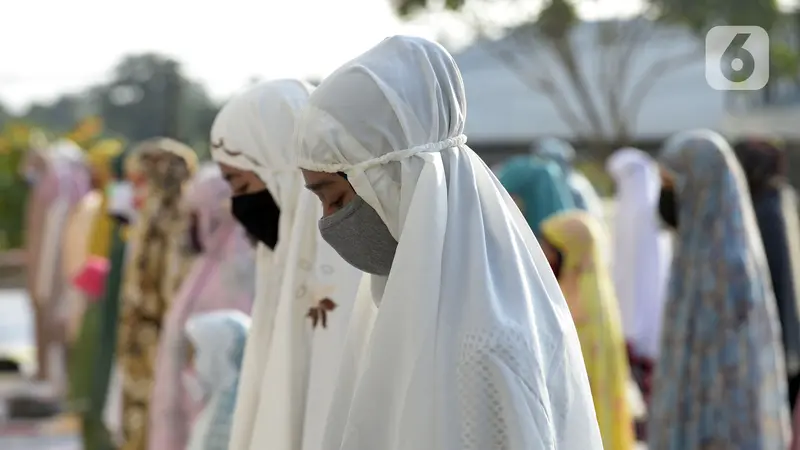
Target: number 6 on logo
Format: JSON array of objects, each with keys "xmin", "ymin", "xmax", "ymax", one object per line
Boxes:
[{"xmin": 705, "ymin": 26, "xmax": 770, "ymax": 91}]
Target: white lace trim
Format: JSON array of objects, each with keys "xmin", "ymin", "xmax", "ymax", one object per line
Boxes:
[{"xmin": 457, "ymin": 329, "xmax": 537, "ymax": 450}]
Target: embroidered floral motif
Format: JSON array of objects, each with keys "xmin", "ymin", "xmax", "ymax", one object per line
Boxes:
[{"xmin": 307, "ymin": 298, "xmax": 337, "ymax": 329}]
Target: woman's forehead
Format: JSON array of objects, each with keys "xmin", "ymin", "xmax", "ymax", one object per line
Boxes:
[{"xmin": 302, "ymin": 170, "xmax": 348, "ymax": 192}]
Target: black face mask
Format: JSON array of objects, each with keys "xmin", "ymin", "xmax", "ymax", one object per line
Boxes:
[
  {"xmin": 188, "ymin": 213, "xmax": 204, "ymax": 254},
  {"xmin": 658, "ymin": 188, "xmax": 679, "ymax": 229},
  {"xmin": 231, "ymin": 189, "xmax": 281, "ymax": 249}
]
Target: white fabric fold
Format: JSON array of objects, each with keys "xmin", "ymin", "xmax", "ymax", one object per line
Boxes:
[
  {"xmin": 607, "ymin": 147, "xmax": 672, "ymax": 358},
  {"xmin": 210, "ymin": 80, "xmax": 362, "ymax": 450},
  {"xmin": 295, "ymin": 35, "xmax": 602, "ymax": 450}
]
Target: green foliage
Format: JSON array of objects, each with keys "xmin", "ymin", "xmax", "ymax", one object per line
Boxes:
[
  {"xmin": 0, "ymin": 122, "xmax": 32, "ymax": 250},
  {"xmin": 395, "ymin": 0, "xmax": 466, "ymax": 17},
  {"xmin": 538, "ymin": 0, "xmax": 578, "ymax": 40},
  {"xmin": 0, "ymin": 52, "xmax": 221, "ymax": 249},
  {"xmin": 651, "ymin": 0, "xmax": 780, "ymax": 33},
  {"xmin": 96, "ymin": 54, "xmax": 218, "ymax": 145},
  {"xmin": 575, "ymin": 161, "xmax": 613, "ymax": 197},
  {"xmin": 772, "ymin": 41, "xmax": 800, "ymax": 79},
  {"xmin": 6, "ymin": 53, "xmax": 219, "ymax": 154}
]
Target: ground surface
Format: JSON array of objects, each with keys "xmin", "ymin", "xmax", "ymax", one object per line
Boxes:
[{"xmin": 0, "ymin": 289, "xmax": 80, "ymax": 449}]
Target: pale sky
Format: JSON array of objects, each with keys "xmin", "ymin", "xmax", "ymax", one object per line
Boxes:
[{"xmin": 1, "ymin": 0, "xmax": 790, "ymax": 111}]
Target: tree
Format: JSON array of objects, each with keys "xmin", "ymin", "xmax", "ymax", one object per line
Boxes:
[
  {"xmin": 0, "ymin": 122, "xmax": 35, "ymax": 250},
  {"xmin": 652, "ymin": 0, "xmax": 779, "ymax": 32},
  {"xmin": 22, "ymin": 94, "xmax": 87, "ymax": 134},
  {"xmin": 652, "ymin": 0, "xmax": 793, "ymax": 105},
  {"xmin": 0, "ymin": 101, "xmax": 10, "ymax": 129},
  {"xmin": 394, "ymin": 0, "xmax": 785, "ymax": 147},
  {"xmin": 94, "ymin": 53, "xmax": 219, "ymax": 149}
]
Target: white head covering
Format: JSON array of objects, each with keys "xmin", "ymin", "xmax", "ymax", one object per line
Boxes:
[
  {"xmin": 185, "ymin": 310, "xmax": 250, "ymax": 394},
  {"xmin": 184, "ymin": 310, "xmax": 250, "ymax": 450},
  {"xmin": 295, "ymin": 35, "xmax": 602, "ymax": 450},
  {"xmin": 606, "ymin": 147, "xmax": 672, "ymax": 359},
  {"xmin": 210, "ymin": 80, "xmax": 362, "ymax": 450}
]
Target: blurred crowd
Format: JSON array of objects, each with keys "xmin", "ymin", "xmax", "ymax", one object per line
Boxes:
[{"xmin": 10, "ymin": 35, "xmax": 800, "ymax": 450}]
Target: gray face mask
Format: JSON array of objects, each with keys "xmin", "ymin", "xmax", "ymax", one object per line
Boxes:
[{"xmin": 318, "ymin": 195, "xmax": 398, "ymax": 276}]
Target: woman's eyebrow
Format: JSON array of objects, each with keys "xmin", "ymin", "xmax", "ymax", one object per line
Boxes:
[{"xmin": 305, "ymin": 179, "xmax": 335, "ymax": 192}]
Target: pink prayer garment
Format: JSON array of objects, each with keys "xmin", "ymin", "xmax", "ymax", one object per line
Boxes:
[{"xmin": 147, "ymin": 165, "xmax": 255, "ymax": 450}]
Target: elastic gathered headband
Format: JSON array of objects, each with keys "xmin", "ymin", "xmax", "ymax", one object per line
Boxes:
[{"xmin": 301, "ymin": 134, "xmax": 467, "ymax": 174}]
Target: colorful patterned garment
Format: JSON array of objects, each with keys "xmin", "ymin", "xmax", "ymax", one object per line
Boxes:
[
  {"xmin": 647, "ymin": 130, "xmax": 791, "ymax": 449},
  {"xmin": 183, "ymin": 310, "xmax": 250, "ymax": 450},
  {"xmin": 148, "ymin": 164, "xmax": 255, "ymax": 450},
  {"xmin": 22, "ymin": 139, "xmax": 91, "ymax": 385},
  {"xmin": 117, "ymin": 138, "xmax": 198, "ymax": 450},
  {"xmin": 64, "ymin": 140, "xmax": 123, "ymax": 449},
  {"xmin": 541, "ymin": 211, "xmax": 636, "ymax": 450},
  {"xmin": 86, "ymin": 148, "xmax": 134, "ymax": 450},
  {"xmin": 497, "ymin": 155, "xmax": 575, "ymax": 236}
]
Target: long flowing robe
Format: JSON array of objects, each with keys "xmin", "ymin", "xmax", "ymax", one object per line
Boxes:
[
  {"xmin": 117, "ymin": 138, "xmax": 197, "ymax": 450},
  {"xmin": 647, "ymin": 130, "xmax": 790, "ymax": 449},
  {"xmin": 85, "ymin": 148, "xmax": 135, "ymax": 450},
  {"xmin": 733, "ymin": 140, "xmax": 800, "ymax": 414},
  {"xmin": 62, "ymin": 190, "xmax": 102, "ymax": 343},
  {"xmin": 542, "ymin": 211, "xmax": 636, "ymax": 450},
  {"xmin": 210, "ymin": 80, "xmax": 363, "ymax": 450},
  {"xmin": 295, "ymin": 35, "xmax": 602, "ymax": 449},
  {"xmin": 606, "ymin": 147, "xmax": 673, "ymax": 402},
  {"xmin": 63, "ymin": 140, "xmax": 124, "ymax": 449},
  {"xmin": 23, "ymin": 140, "xmax": 90, "ymax": 386},
  {"xmin": 183, "ymin": 311, "xmax": 250, "ymax": 450},
  {"xmin": 148, "ymin": 164, "xmax": 255, "ymax": 450}
]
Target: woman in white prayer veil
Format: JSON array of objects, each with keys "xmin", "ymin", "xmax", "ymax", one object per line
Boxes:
[
  {"xmin": 295, "ymin": 35, "xmax": 602, "ymax": 450},
  {"xmin": 606, "ymin": 147, "xmax": 672, "ymax": 406},
  {"xmin": 209, "ymin": 80, "xmax": 363, "ymax": 450}
]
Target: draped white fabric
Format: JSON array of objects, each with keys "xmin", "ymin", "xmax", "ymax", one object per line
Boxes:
[
  {"xmin": 606, "ymin": 148, "xmax": 672, "ymax": 359},
  {"xmin": 210, "ymin": 81, "xmax": 362, "ymax": 450},
  {"xmin": 295, "ymin": 36, "xmax": 602, "ymax": 450}
]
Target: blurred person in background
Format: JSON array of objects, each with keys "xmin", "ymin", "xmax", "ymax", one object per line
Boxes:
[
  {"xmin": 210, "ymin": 80, "xmax": 362, "ymax": 450},
  {"xmin": 541, "ymin": 210, "xmax": 635, "ymax": 450},
  {"xmin": 498, "ymin": 155, "xmax": 575, "ymax": 237},
  {"xmin": 606, "ymin": 147, "xmax": 672, "ymax": 412},
  {"xmin": 148, "ymin": 163, "xmax": 255, "ymax": 450},
  {"xmin": 87, "ymin": 146, "xmax": 138, "ymax": 450},
  {"xmin": 117, "ymin": 138, "xmax": 198, "ymax": 450},
  {"xmin": 733, "ymin": 138, "xmax": 800, "ymax": 412},
  {"xmin": 648, "ymin": 130, "xmax": 790, "ymax": 449},
  {"xmin": 533, "ymin": 137, "xmax": 605, "ymax": 221},
  {"xmin": 182, "ymin": 310, "xmax": 250, "ymax": 450},
  {"xmin": 498, "ymin": 155, "xmax": 576, "ymax": 277},
  {"xmin": 60, "ymin": 164, "xmax": 102, "ymax": 347},
  {"xmin": 296, "ymin": 35, "xmax": 602, "ymax": 449},
  {"xmin": 64, "ymin": 139, "xmax": 123, "ymax": 446},
  {"xmin": 21, "ymin": 137, "xmax": 90, "ymax": 396}
]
